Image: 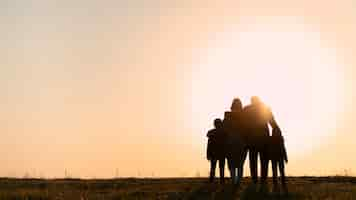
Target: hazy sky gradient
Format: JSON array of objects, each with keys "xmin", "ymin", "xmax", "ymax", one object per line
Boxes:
[{"xmin": 1, "ymin": 0, "xmax": 356, "ymax": 178}]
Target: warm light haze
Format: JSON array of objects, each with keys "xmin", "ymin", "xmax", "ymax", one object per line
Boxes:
[{"xmin": 1, "ymin": 1, "xmax": 355, "ymax": 178}]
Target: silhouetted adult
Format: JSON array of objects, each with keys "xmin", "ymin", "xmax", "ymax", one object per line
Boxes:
[
  {"xmin": 223, "ymin": 98, "xmax": 248, "ymax": 185},
  {"xmin": 243, "ymin": 96, "xmax": 279, "ymax": 183},
  {"xmin": 207, "ymin": 118, "xmax": 227, "ymax": 183}
]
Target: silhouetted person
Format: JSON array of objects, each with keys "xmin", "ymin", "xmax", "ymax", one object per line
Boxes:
[
  {"xmin": 243, "ymin": 96, "xmax": 279, "ymax": 184},
  {"xmin": 223, "ymin": 98, "xmax": 248, "ymax": 185},
  {"xmin": 269, "ymin": 126, "xmax": 288, "ymax": 189},
  {"xmin": 206, "ymin": 118, "xmax": 227, "ymax": 183}
]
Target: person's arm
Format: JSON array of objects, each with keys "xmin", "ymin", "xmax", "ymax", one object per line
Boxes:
[
  {"xmin": 207, "ymin": 145, "xmax": 211, "ymax": 160},
  {"xmin": 268, "ymin": 108, "xmax": 279, "ymax": 130},
  {"xmin": 206, "ymin": 130, "xmax": 215, "ymax": 160},
  {"xmin": 207, "ymin": 131, "xmax": 211, "ymax": 160},
  {"xmin": 282, "ymin": 141, "xmax": 288, "ymax": 163}
]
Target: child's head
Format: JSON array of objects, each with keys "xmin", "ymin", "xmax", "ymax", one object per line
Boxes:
[
  {"xmin": 231, "ymin": 98, "xmax": 242, "ymax": 112},
  {"xmin": 214, "ymin": 118, "xmax": 223, "ymax": 129}
]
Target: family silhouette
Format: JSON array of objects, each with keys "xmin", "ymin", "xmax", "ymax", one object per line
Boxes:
[{"xmin": 206, "ymin": 96, "xmax": 288, "ymax": 191}]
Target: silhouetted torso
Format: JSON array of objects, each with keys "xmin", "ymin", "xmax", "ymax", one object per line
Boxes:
[
  {"xmin": 243, "ymin": 103, "xmax": 273, "ymax": 148},
  {"xmin": 223, "ymin": 111, "xmax": 246, "ymax": 157},
  {"xmin": 223, "ymin": 111, "xmax": 245, "ymax": 134},
  {"xmin": 269, "ymin": 127, "xmax": 288, "ymax": 162},
  {"xmin": 207, "ymin": 128, "xmax": 227, "ymax": 160}
]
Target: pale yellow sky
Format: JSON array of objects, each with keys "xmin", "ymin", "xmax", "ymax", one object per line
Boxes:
[{"xmin": 1, "ymin": 0, "xmax": 356, "ymax": 178}]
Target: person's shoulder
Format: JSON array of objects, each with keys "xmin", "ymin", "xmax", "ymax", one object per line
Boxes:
[
  {"xmin": 223, "ymin": 111, "xmax": 232, "ymax": 122},
  {"xmin": 243, "ymin": 104, "xmax": 252, "ymax": 110},
  {"xmin": 243, "ymin": 104, "xmax": 255, "ymax": 110},
  {"xmin": 224, "ymin": 111, "xmax": 232, "ymax": 117},
  {"xmin": 242, "ymin": 105, "xmax": 254, "ymax": 114},
  {"xmin": 207, "ymin": 129, "xmax": 217, "ymax": 137},
  {"xmin": 225, "ymin": 111, "xmax": 232, "ymax": 115}
]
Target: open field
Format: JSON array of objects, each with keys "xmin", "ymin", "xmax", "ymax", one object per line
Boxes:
[{"xmin": 0, "ymin": 177, "xmax": 356, "ymax": 200}]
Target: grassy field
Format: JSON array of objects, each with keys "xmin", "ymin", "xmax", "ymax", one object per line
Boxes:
[{"xmin": 0, "ymin": 177, "xmax": 356, "ymax": 200}]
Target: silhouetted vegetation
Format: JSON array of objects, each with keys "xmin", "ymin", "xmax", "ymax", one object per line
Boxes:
[{"xmin": 1, "ymin": 177, "xmax": 356, "ymax": 199}]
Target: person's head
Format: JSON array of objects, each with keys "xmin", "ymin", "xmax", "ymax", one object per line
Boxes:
[
  {"xmin": 214, "ymin": 118, "xmax": 223, "ymax": 129},
  {"xmin": 231, "ymin": 98, "xmax": 242, "ymax": 112},
  {"xmin": 251, "ymin": 96, "xmax": 262, "ymax": 105}
]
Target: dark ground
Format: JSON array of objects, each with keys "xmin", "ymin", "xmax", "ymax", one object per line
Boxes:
[{"xmin": 1, "ymin": 176, "xmax": 356, "ymax": 200}]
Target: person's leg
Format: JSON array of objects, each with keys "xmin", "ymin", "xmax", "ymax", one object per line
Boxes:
[
  {"xmin": 272, "ymin": 161, "xmax": 278, "ymax": 185},
  {"xmin": 260, "ymin": 151, "xmax": 269, "ymax": 183},
  {"xmin": 227, "ymin": 158, "xmax": 234, "ymax": 181},
  {"xmin": 231, "ymin": 167, "xmax": 236, "ymax": 184},
  {"xmin": 219, "ymin": 158, "xmax": 225, "ymax": 184},
  {"xmin": 237, "ymin": 148, "xmax": 248, "ymax": 184},
  {"xmin": 259, "ymin": 153, "xmax": 269, "ymax": 193},
  {"xmin": 279, "ymin": 161, "xmax": 288, "ymax": 193},
  {"xmin": 229, "ymin": 159, "xmax": 236, "ymax": 184},
  {"xmin": 249, "ymin": 148, "xmax": 258, "ymax": 183},
  {"xmin": 279, "ymin": 160, "xmax": 286, "ymax": 186},
  {"xmin": 210, "ymin": 160, "xmax": 217, "ymax": 182}
]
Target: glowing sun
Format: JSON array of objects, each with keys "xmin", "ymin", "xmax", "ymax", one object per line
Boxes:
[{"xmin": 190, "ymin": 22, "xmax": 344, "ymax": 156}]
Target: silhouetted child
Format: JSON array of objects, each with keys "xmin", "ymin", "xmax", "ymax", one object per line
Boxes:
[
  {"xmin": 269, "ymin": 126, "xmax": 288, "ymax": 189},
  {"xmin": 207, "ymin": 118, "xmax": 227, "ymax": 183}
]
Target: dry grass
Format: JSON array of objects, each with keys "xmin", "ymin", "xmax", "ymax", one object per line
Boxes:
[{"xmin": 0, "ymin": 177, "xmax": 355, "ymax": 199}]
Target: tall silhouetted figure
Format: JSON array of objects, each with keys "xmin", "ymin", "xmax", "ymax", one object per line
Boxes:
[
  {"xmin": 223, "ymin": 98, "xmax": 247, "ymax": 185},
  {"xmin": 206, "ymin": 118, "xmax": 227, "ymax": 183},
  {"xmin": 243, "ymin": 96, "xmax": 279, "ymax": 184},
  {"xmin": 269, "ymin": 126, "xmax": 288, "ymax": 190}
]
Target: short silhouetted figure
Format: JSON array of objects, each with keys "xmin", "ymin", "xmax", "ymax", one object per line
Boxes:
[
  {"xmin": 223, "ymin": 98, "xmax": 248, "ymax": 185},
  {"xmin": 269, "ymin": 126, "xmax": 288, "ymax": 189},
  {"xmin": 207, "ymin": 118, "xmax": 227, "ymax": 183},
  {"xmin": 243, "ymin": 96, "xmax": 279, "ymax": 184}
]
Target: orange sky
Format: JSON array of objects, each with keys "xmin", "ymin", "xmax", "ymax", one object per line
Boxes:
[{"xmin": 1, "ymin": 0, "xmax": 356, "ymax": 178}]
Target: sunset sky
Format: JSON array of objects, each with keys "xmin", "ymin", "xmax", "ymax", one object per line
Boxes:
[{"xmin": 1, "ymin": 0, "xmax": 356, "ymax": 178}]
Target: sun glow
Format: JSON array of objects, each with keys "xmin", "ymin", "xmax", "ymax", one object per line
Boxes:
[{"xmin": 190, "ymin": 22, "xmax": 344, "ymax": 156}]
